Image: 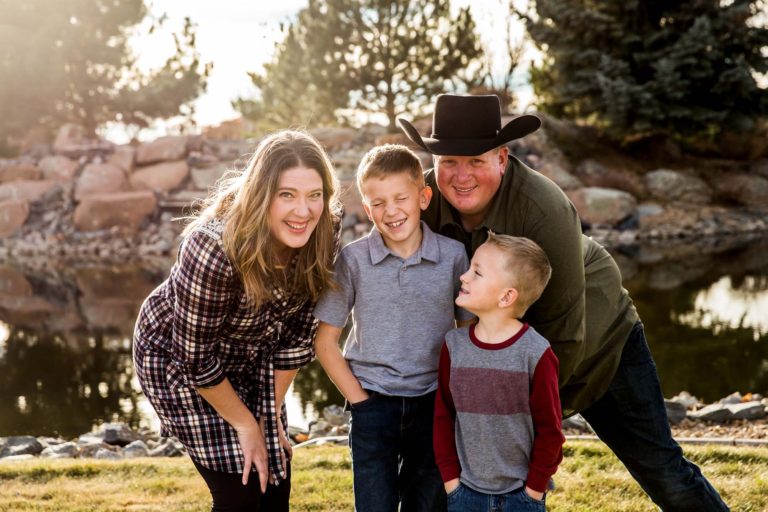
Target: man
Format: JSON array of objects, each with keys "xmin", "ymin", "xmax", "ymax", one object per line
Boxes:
[{"xmin": 399, "ymin": 94, "xmax": 729, "ymax": 511}]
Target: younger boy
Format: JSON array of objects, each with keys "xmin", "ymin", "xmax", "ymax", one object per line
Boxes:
[
  {"xmin": 434, "ymin": 233, "xmax": 564, "ymax": 511},
  {"xmin": 313, "ymin": 144, "xmax": 474, "ymax": 511}
]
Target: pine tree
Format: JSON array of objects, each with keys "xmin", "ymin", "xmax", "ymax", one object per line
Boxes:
[
  {"xmin": 0, "ymin": 0, "xmax": 209, "ymax": 152},
  {"xmin": 236, "ymin": 0, "xmax": 484, "ymax": 131},
  {"xmin": 518, "ymin": 0, "xmax": 768, "ymax": 141}
]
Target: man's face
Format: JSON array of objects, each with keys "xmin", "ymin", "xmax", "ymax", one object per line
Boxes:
[{"xmin": 434, "ymin": 147, "xmax": 508, "ymax": 227}]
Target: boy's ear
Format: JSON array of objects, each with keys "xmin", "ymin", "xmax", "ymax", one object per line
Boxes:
[
  {"xmin": 420, "ymin": 185, "xmax": 433, "ymax": 210},
  {"xmin": 498, "ymin": 287, "xmax": 519, "ymax": 309},
  {"xmin": 362, "ymin": 202, "xmax": 374, "ymax": 222}
]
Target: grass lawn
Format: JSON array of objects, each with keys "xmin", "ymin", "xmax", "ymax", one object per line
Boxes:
[{"xmin": 0, "ymin": 441, "xmax": 766, "ymax": 511}]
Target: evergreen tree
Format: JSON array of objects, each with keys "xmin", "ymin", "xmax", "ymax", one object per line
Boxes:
[
  {"xmin": 236, "ymin": 0, "xmax": 483, "ymax": 131},
  {"xmin": 0, "ymin": 0, "xmax": 209, "ymax": 151},
  {"xmin": 517, "ymin": 0, "xmax": 768, "ymax": 141}
]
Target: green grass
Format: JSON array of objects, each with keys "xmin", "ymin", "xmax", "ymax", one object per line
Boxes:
[{"xmin": 0, "ymin": 441, "xmax": 765, "ymax": 511}]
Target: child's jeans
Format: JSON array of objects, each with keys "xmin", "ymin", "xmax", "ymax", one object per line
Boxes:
[
  {"xmin": 446, "ymin": 483, "xmax": 545, "ymax": 512},
  {"xmin": 348, "ymin": 390, "xmax": 445, "ymax": 512}
]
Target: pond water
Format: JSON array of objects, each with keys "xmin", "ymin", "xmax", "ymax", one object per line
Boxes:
[{"xmin": 1, "ymin": 236, "xmax": 767, "ymax": 438}]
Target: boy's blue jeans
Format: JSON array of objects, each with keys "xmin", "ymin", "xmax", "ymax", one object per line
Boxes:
[
  {"xmin": 446, "ymin": 483, "xmax": 545, "ymax": 512},
  {"xmin": 581, "ymin": 321, "xmax": 729, "ymax": 511},
  {"xmin": 348, "ymin": 390, "xmax": 445, "ymax": 512}
]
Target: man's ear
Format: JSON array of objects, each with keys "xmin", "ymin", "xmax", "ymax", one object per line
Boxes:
[
  {"xmin": 498, "ymin": 287, "xmax": 519, "ymax": 309},
  {"xmin": 420, "ymin": 185, "xmax": 433, "ymax": 210},
  {"xmin": 497, "ymin": 146, "xmax": 509, "ymax": 176}
]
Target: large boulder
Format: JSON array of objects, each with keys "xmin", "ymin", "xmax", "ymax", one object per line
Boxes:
[
  {"xmin": 190, "ymin": 162, "xmax": 229, "ymax": 190},
  {"xmin": 0, "ymin": 265, "xmax": 33, "ymax": 297},
  {"xmin": 644, "ymin": 169, "xmax": 712, "ymax": 204},
  {"xmin": 566, "ymin": 187, "xmax": 637, "ymax": 227},
  {"xmin": 0, "ymin": 200, "xmax": 29, "ymax": 237},
  {"xmin": 73, "ymin": 191, "xmax": 157, "ymax": 233},
  {"xmin": 0, "ymin": 180, "xmax": 58, "ymax": 202},
  {"xmin": 75, "ymin": 163, "xmax": 129, "ymax": 200},
  {"xmin": 0, "ymin": 161, "xmax": 41, "ymax": 183},
  {"xmin": 136, "ymin": 136, "xmax": 189, "ymax": 165},
  {"xmin": 53, "ymin": 123, "xmax": 113, "ymax": 156},
  {"xmin": 574, "ymin": 159, "xmax": 646, "ymax": 198},
  {"xmin": 0, "ymin": 436, "xmax": 44, "ymax": 458},
  {"xmin": 712, "ymin": 173, "xmax": 768, "ymax": 207},
  {"xmin": 38, "ymin": 155, "xmax": 79, "ymax": 182},
  {"xmin": 108, "ymin": 145, "xmax": 136, "ymax": 174},
  {"xmin": 130, "ymin": 160, "xmax": 189, "ymax": 192},
  {"xmin": 76, "ymin": 267, "xmax": 158, "ymax": 302},
  {"xmin": 533, "ymin": 155, "xmax": 582, "ymax": 190},
  {"xmin": 309, "ymin": 127, "xmax": 358, "ymax": 152}
]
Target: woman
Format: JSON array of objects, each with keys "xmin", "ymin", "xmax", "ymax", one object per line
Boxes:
[{"xmin": 133, "ymin": 130, "xmax": 341, "ymax": 511}]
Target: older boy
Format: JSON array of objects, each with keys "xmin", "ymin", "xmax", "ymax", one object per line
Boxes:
[
  {"xmin": 434, "ymin": 234, "xmax": 564, "ymax": 512},
  {"xmin": 313, "ymin": 144, "xmax": 474, "ymax": 511}
]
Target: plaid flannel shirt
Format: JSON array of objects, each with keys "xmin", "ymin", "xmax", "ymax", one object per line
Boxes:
[{"xmin": 133, "ymin": 216, "xmax": 340, "ymax": 483}]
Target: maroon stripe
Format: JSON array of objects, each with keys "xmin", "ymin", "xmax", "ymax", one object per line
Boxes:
[{"xmin": 450, "ymin": 367, "xmax": 530, "ymax": 415}]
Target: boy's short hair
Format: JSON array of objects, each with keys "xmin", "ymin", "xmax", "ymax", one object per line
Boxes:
[
  {"xmin": 485, "ymin": 232, "xmax": 552, "ymax": 316},
  {"xmin": 356, "ymin": 144, "xmax": 424, "ymax": 193}
]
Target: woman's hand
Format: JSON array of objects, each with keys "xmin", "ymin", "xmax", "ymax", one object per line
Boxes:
[{"xmin": 235, "ymin": 421, "xmax": 269, "ymax": 492}]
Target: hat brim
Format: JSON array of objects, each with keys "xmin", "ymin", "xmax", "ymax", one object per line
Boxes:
[{"xmin": 398, "ymin": 115, "xmax": 541, "ymax": 156}]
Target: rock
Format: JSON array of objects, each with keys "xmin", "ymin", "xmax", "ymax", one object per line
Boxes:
[
  {"xmin": 726, "ymin": 401, "xmax": 766, "ymax": 420},
  {"xmin": 80, "ymin": 298, "xmax": 143, "ymax": 331},
  {"xmin": 0, "ymin": 180, "xmax": 58, "ymax": 203},
  {"xmin": 0, "ymin": 265, "xmax": 32, "ymax": 297},
  {"xmin": 322, "ymin": 405, "xmax": 350, "ymax": 427},
  {"xmin": 688, "ymin": 403, "xmax": 733, "ymax": 423},
  {"xmin": 562, "ymin": 414, "xmax": 591, "ymax": 432},
  {"xmin": 74, "ymin": 163, "xmax": 128, "ymax": 200},
  {"xmin": 0, "ymin": 436, "xmax": 44, "ymax": 458},
  {"xmin": 130, "ymin": 160, "xmax": 189, "ymax": 192},
  {"xmin": 123, "ymin": 440, "xmax": 149, "ymax": 458},
  {"xmin": 0, "ymin": 199, "xmax": 30, "ymax": 237},
  {"xmin": 136, "ymin": 136, "xmax": 189, "ymax": 165},
  {"xmin": 41, "ymin": 442, "xmax": 79, "ymax": 459},
  {"xmin": 665, "ymin": 400, "xmax": 687, "ymax": 425},
  {"xmin": 76, "ymin": 267, "xmax": 158, "ymax": 302},
  {"xmin": 534, "ymin": 157, "xmax": 583, "ymax": 190},
  {"xmin": 669, "ymin": 391, "xmax": 701, "ymax": 410},
  {"xmin": 574, "ymin": 159, "xmax": 646, "ymax": 198},
  {"xmin": 190, "ymin": 162, "xmax": 230, "ymax": 190},
  {"xmin": 719, "ymin": 392, "xmax": 743, "ymax": 405},
  {"xmin": 73, "ymin": 191, "xmax": 157, "ymax": 234},
  {"xmin": 0, "ymin": 162, "xmax": 41, "ymax": 183},
  {"xmin": 77, "ymin": 441, "xmax": 112, "ymax": 458},
  {"xmin": 53, "ymin": 124, "xmax": 113, "ymax": 156},
  {"xmin": 0, "ymin": 454, "xmax": 35, "ymax": 462},
  {"xmin": 565, "ymin": 187, "xmax": 637, "ymax": 227},
  {"xmin": 309, "ymin": 127, "xmax": 358, "ymax": 152},
  {"xmin": 644, "ymin": 169, "xmax": 712, "ymax": 204},
  {"xmin": 108, "ymin": 145, "xmax": 136, "ymax": 174},
  {"xmin": 95, "ymin": 448, "xmax": 123, "ymax": 460},
  {"xmin": 751, "ymin": 158, "xmax": 768, "ymax": 179},
  {"xmin": 99, "ymin": 422, "xmax": 141, "ymax": 446},
  {"xmin": 308, "ymin": 420, "xmax": 332, "ymax": 439},
  {"xmin": 38, "ymin": 155, "xmax": 79, "ymax": 182},
  {"xmin": 339, "ymin": 179, "xmax": 365, "ymax": 221},
  {"xmin": 712, "ymin": 173, "xmax": 768, "ymax": 207},
  {"xmin": 373, "ymin": 132, "xmax": 423, "ymax": 152},
  {"xmin": 148, "ymin": 438, "xmax": 184, "ymax": 457}
]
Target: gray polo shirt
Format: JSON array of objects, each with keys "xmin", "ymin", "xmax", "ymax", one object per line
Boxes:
[{"xmin": 314, "ymin": 222, "xmax": 473, "ymax": 396}]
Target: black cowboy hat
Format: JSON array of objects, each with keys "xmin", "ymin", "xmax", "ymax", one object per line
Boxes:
[{"xmin": 397, "ymin": 94, "xmax": 541, "ymax": 156}]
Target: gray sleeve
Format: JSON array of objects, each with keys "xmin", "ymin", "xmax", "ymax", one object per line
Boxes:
[
  {"xmin": 313, "ymin": 251, "xmax": 355, "ymax": 328},
  {"xmin": 453, "ymin": 249, "xmax": 474, "ymax": 322}
]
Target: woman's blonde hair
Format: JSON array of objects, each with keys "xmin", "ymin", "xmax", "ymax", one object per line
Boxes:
[{"xmin": 183, "ymin": 130, "xmax": 341, "ymax": 308}]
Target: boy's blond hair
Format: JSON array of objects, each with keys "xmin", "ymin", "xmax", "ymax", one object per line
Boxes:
[
  {"xmin": 485, "ymin": 232, "xmax": 552, "ymax": 316},
  {"xmin": 356, "ymin": 144, "xmax": 424, "ymax": 194}
]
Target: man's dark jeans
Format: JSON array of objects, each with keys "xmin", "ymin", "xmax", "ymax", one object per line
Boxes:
[
  {"xmin": 581, "ymin": 322, "xmax": 729, "ymax": 511},
  {"xmin": 348, "ymin": 390, "xmax": 445, "ymax": 512}
]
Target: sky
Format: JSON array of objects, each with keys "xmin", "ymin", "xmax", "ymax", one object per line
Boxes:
[{"xmin": 119, "ymin": 0, "xmax": 535, "ymax": 141}]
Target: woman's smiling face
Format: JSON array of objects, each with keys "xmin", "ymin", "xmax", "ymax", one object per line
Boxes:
[{"xmin": 268, "ymin": 166, "xmax": 324, "ymax": 252}]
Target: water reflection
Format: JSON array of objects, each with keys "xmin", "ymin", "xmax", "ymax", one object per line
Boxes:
[{"xmin": 0, "ymin": 236, "xmax": 767, "ymax": 436}]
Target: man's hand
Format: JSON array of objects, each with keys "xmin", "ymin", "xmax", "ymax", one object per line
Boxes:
[
  {"xmin": 525, "ymin": 486, "xmax": 544, "ymax": 500},
  {"xmin": 235, "ymin": 422, "xmax": 269, "ymax": 492},
  {"xmin": 444, "ymin": 478, "xmax": 460, "ymax": 494}
]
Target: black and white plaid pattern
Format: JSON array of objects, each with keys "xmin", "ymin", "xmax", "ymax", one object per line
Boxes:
[{"xmin": 134, "ymin": 217, "xmax": 339, "ymax": 483}]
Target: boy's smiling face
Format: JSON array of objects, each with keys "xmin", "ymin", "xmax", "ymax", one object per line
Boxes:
[
  {"xmin": 361, "ymin": 171, "xmax": 432, "ymax": 254},
  {"xmin": 456, "ymin": 242, "xmax": 518, "ymax": 316}
]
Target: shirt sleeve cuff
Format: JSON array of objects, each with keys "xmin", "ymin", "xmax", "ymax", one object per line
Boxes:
[
  {"xmin": 273, "ymin": 346, "xmax": 314, "ymax": 370},
  {"xmin": 187, "ymin": 358, "xmax": 225, "ymax": 388},
  {"xmin": 438, "ymin": 462, "xmax": 461, "ymax": 484},
  {"xmin": 525, "ymin": 470, "xmax": 550, "ymax": 494}
]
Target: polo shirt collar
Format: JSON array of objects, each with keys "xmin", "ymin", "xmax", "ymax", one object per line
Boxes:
[{"xmin": 368, "ymin": 221, "xmax": 440, "ymax": 265}]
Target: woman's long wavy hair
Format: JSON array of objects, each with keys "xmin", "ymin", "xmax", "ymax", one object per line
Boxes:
[{"xmin": 183, "ymin": 130, "xmax": 341, "ymax": 308}]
